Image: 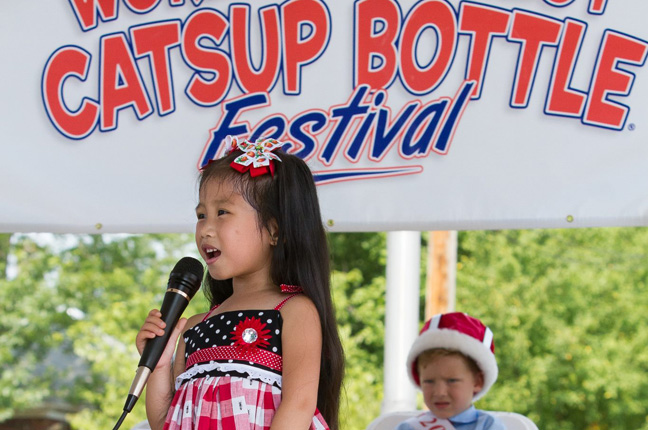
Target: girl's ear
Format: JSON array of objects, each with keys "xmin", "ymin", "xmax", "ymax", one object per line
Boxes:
[{"xmin": 268, "ymin": 219, "xmax": 279, "ymax": 246}]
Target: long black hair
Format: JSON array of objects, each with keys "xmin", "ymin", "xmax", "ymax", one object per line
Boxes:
[{"xmin": 198, "ymin": 148, "xmax": 344, "ymax": 429}]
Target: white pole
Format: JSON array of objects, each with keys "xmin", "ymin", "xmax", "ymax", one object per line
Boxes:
[{"xmin": 381, "ymin": 231, "xmax": 421, "ymax": 414}]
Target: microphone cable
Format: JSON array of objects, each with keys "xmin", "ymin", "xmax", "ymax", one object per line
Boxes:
[{"xmin": 112, "ymin": 410, "xmax": 128, "ymax": 430}]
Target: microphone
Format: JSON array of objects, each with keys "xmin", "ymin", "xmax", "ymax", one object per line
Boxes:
[{"xmin": 121, "ymin": 256, "xmax": 204, "ymax": 415}]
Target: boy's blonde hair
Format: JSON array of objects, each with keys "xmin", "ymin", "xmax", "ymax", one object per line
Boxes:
[{"xmin": 416, "ymin": 348, "xmax": 483, "ymax": 379}]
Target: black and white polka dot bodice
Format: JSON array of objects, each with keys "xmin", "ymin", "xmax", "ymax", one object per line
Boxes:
[{"xmin": 174, "ymin": 291, "xmax": 300, "ymax": 389}]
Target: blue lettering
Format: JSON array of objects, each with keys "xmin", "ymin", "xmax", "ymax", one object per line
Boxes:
[
  {"xmin": 434, "ymin": 81, "xmax": 474, "ymax": 153},
  {"xmin": 199, "ymin": 93, "xmax": 268, "ymax": 167},
  {"xmin": 288, "ymin": 111, "xmax": 328, "ymax": 158},
  {"xmin": 370, "ymin": 101, "xmax": 418, "ymax": 160},
  {"xmin": 250, "ymin": 116, "xmax": 286, "ymax": 141},
  {"xmin": 401, "ymin": 100, "xmax": 448, "ymax": 157},
  {"xmin": 320, "ymin": 85, "xmax": 371, "ymax": 164}
]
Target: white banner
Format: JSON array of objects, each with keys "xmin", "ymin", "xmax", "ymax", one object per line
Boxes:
[{"xmin": 1, "ymin": 0, "xmax": 647, "ymax": 233}]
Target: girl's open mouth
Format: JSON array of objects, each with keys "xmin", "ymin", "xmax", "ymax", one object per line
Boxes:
[{"xmin": 204, "ymin": 247, "xmax": 221, "ymax": 260}]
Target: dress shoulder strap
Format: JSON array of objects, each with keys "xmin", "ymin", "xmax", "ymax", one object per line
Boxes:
[
  {"xmin": 274, "ymin": 293, "xmax": 302, "ymax": 310},
  {"xmin": 275, "ymin": 284, "xmax": 304, "ymax": 310},
  {"xmin": 201, "ymin": 304, "xmax": 220, "ymax": 322}
]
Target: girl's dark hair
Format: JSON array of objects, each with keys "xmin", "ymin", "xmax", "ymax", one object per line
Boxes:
[{"xmin": 198, "ymin": 149, "xmax": 345, "ymax": 429}]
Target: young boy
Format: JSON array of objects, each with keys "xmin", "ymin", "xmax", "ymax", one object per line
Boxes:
[{"xmin": 396, "ymin": 312, "xmax": 506, "ymax": 430}]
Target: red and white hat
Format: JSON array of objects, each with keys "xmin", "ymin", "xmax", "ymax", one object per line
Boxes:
[{"xmin": 406, "ymin": 312, "xmax": 498, "ymax": 401}]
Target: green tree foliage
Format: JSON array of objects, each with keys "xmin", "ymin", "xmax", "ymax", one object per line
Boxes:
[
  {"xmin": 458, "ymin": 228, "xmax": 648, "ymax": 430},
  {"xmin": 1, "ymin": 229, "xmax": 648, "ymax": 430},
  {"xmin": 0, "ymin": 235, "xmax": 62, "ymax": 420},
  {"xmin": 0, "ymin": 234, "xmax": 9, "ymax": 280},
  {"xmin": 330, "ymin": 232, "xmax": 387, "ymax": 429},
  {"xmin": 0, "ymin": 233, "xmax": 204, "ymax": 428},
  {"xmin": 59, "ymin": 233, "xmax": 206, "ymax": 429}
]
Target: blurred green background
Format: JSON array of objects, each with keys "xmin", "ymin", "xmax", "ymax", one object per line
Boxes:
[{"xmin": 1, "ymin": 228, "xmax": 647, "ymax": 429}]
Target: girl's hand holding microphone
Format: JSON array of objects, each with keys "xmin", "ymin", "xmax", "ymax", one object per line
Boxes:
[{"xmin": 136, "ymin": 309, "xmax": 187, "ymax": 370}]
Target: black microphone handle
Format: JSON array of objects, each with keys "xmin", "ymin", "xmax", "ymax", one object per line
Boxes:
[
  {"xmin": 118, "ymin": 257, "xmax": 203, "ymax": 421},
  {"xmin": 138, "ymin": 289, "xmax": 189, "ymax": 370},
  {"xmin": 123, "ymin": 289, "xmax": 191, "ymax": 413}
]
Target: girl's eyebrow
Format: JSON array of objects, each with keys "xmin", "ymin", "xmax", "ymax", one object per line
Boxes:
[{"xmin": 195, "ymin": 196, "xmax": 233, "ymax": 211}]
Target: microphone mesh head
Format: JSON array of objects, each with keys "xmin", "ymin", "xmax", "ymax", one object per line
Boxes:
[
  {"xmin": 173, "ymin": 256, "xmax": 204, "ymax": 278},
  {"xmin": 170, "ymin": 257, "xmax": 204, "ymax": 297}
]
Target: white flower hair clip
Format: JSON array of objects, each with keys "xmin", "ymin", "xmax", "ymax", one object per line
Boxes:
[{"xmin": 225, "ymin": 136, "xmax": 286, "ymax": 177}]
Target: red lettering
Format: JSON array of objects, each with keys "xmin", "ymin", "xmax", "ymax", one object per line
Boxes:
[
  {"xmin": 100, "ymin": 33, "xmax": 153, "ymax": 130},
  {"xmin": 545, "ymin": 19, "xmax": 586, "ymax": 117},
  {"xmin": 354, "ymin": 0, "xmax": 400, "ymax": 90},
  {"xmin": 584, "ymin": 31, "xmax": 648, "ymax": 129},
  {"xmin": 543, "ymin": 0, "xmax": 606, "ymax": 14},
  {"xmin": 42, "ymin": 47, "xmax": 100, "ymax": 139},
  {"xmin": 281, "ymin": 0, "xmax": 331, "ymax": 94},
  {"xmin": 182, "ymin": 9, "xmax": 232, "ymax": 106},
  {"xmin": 544, "ymin": 0, "xmax": 574, "ymax": 6},
  {"xmin": 459, "ymin": 2, "xmax": 510, "ymax": 99},
  {"xmin": 131, "ymin": 21, "xmax": 181, "ymax": 116},
  {"xmin": 68, "ymin": 0, "xmax": 118, "ymax": 31},
  {"xmin": 508, "ymin": 11, "xmax": 562, "ymax": 107},
  {"xmin": 417, "ymin": 416, "xmax": 452, "ymax": 430},
  {"xmin": 400, "ymin": 0, "xmax": 457, "ymax": 95},
  {"xmin": 123, "ymin": 0, "xmax": 160, "ymax": 14},
  {"xmin": 230, "ymin": 5, "xmax": 282, "ymax": 93},
  {"xmin": 589, "ymin": 0, "xmax": 607, "ymax": 14}
]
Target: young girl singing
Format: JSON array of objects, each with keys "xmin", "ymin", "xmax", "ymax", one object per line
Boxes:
[{"xmin": 136, "ymin": 136, "xmax": 344, "ymax": 430}]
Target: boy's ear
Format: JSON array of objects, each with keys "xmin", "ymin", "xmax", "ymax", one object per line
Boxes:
[{"xmin": 473, "ymin": 371, "xmax": 485, "ymax": 394}]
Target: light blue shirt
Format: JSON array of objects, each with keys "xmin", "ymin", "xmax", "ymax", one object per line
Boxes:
[{"xmin": 395, "ymin": 406, "xmax": 506, "ymax": 430}]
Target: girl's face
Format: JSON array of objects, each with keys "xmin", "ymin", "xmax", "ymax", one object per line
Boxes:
[
  {"xmin": 195, "ymin": 179, "xmax": 274, "ymax": 285},
  {"xmin": 418, "ymin": 354, "xmax": 484, "ymax": 419}
]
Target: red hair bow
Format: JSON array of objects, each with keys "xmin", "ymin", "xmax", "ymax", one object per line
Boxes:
[{"xmin": 227, "ymin": 136, "xmax": 285, "ymax": 177}]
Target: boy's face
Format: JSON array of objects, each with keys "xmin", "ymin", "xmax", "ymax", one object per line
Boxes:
[{"xmin": 418, "ymin": 354, "xmax": 484, "ymax": 419}]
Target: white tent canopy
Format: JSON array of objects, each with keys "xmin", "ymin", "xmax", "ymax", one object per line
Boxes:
[{"xmin": 2, "ymin": 1, "xmax": 648, "ymax": 234}]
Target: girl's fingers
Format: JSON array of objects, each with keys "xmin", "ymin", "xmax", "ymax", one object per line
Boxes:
[
  {"xmin": 135, "ymin": 310, "xmax": 187, "ymax": 361},
  {"xmin": 141, "ymin": 321, "xmax": 166, "ymax": 336},
  {"xmin": 140, "ymin": 330, "xmax": 158, "ymax": 340},
  {"xmin": 135, "ymin": 309, "xmax": 169, "ymax": 355}
]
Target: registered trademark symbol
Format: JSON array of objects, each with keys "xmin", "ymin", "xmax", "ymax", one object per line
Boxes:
[{"xmin": 628, "ymin": 123, "xmax": 636, "ymax": 131}]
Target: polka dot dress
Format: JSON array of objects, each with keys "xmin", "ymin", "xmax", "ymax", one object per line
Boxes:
[{"xmin": 163, "ymin": 294, "xmax": 330, "ymax": 430}]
